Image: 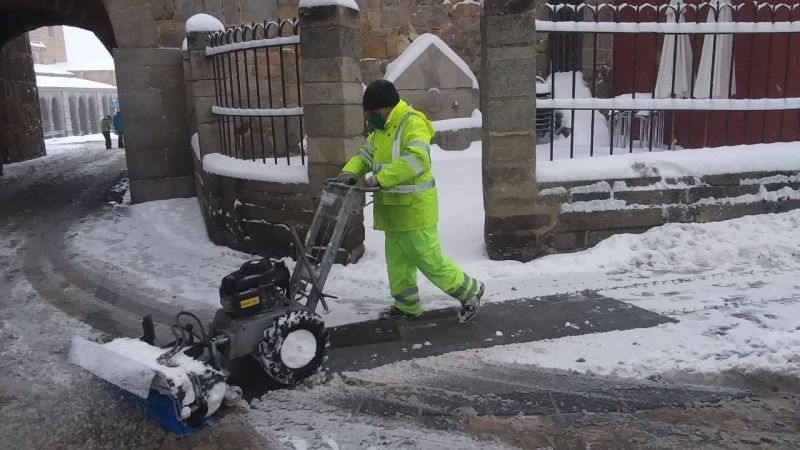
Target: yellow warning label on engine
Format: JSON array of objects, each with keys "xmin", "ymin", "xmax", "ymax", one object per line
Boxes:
[{"xmin": 240, "ymin": 296, "xmax": 260, "ymax": 308}]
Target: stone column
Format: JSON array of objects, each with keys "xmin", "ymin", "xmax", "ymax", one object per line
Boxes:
[
  {"xmin": 0, "ymin": 35, "xmax": 45, "ymax": 166},
  {"xmin": 114, "ymin": 47, "xmax": 193, "ymax": 203},
  {"xmin": 481, "ymin": 0, "xmax": 548, "ymax": 261},
  {"xmin": 185, "ymin": 30, "xmax": 221, "ymax": 161},
  {"xmin": 299, "ymin": 4, "xmax": 366, "ymax": 262}
]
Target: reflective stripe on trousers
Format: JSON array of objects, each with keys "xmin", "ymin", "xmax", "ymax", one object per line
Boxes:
[
  {"xmin": 386, "ymin": 226, "xmax": 477, "ymax": 315},
  {"xmin": 447, "ymin": 273, "xmax": 483, "ymax": 302}
]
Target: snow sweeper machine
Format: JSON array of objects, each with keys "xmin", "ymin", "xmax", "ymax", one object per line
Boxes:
[{"xmin": 70, "ymin": 180, "xmax": 377, "ymax": 432}]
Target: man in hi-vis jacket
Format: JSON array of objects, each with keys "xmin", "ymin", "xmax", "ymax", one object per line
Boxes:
[{"xmin": 337, "ymin": 80, "xmax": 484, "ymax": 323}]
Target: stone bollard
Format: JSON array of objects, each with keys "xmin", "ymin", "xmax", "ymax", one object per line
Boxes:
[
  {"xmin": 299, "ymin": 2, "xmax": 365, "ymax": 262},
  {"xmin": 481, "ymin": 0, "xmax": 552, "ymax": 261}
]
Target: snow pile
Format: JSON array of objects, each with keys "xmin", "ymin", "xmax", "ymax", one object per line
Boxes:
[
  {"xmin": 432, "ymin": 116, "xmax": 481, "ymax": 132},
  {"xmin": 384, "ymin": 33, "xmax": 478, "ymax": 89},
  {"xmin": 484, "ymin": 277, "xmax": 800, "ymax": 382},
  {"xmin": 202, "ymin": 153, "xmax": 309, "ymax": 184},
  {"xmin": 564, "ymin": 210, "xmax": 800, "ymax": 277},
  {"xmin": 298, "ymin": 0, "xmax": 360, "ymax": 11},
  {"xmin": 185, "ymin": 13, "xmax": 225, "ymax": 33},
  {"xmin": 541, "ymin": 71, "xmax": 610, "ymax": 156}
]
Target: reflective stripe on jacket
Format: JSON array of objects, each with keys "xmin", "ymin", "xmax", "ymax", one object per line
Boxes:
[{"xmin": 342, "ymin": 100, "xmax": 437, "ymax": 231}]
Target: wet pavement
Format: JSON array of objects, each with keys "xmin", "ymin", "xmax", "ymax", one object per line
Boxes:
[{"xmin": 327, "ymin": 291, "xmax": 675, "ymax": 372}]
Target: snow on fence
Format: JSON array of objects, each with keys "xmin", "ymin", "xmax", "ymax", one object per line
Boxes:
[
  {"xmin": 537, "ymin": 2, "xmax": 800, "ymax": 161},
  {"xmin": 206, "ymin": 20, "xmax": 306, "ymax": 165}
]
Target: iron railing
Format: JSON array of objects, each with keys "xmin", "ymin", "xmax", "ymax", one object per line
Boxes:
[
  {"xmin": 536, "ymin": 1, "xmax": 800, "ymax": 161},
  {"xmin": 207, "ymin": 19, "xmax": 305, "ymax": 165}
]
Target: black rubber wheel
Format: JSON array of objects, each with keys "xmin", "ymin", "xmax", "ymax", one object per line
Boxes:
[{"xmin": 255, "ymin": 310, "xmax": 328, "ymax": 385}]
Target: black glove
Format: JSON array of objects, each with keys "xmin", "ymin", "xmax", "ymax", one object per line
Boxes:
[
  {"xmin": 365, "ymin": 175, "xmax": 381, "ymax": 189},
  {"xmin": 336, "ymin": 172, "xmax": 357, "ymax": 185}
]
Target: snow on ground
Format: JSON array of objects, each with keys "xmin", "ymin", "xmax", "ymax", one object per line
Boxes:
[
  {"xmin": 63, "ymin": 137, "xmax": 800, "ymax": 388},
  {"xmin": 7, "ymin": 134, "xmax": 799, "ymax": 446},
  {"xmin": 69, "ymin": 197, "xmax": 252, "ymax": 306},
  {"xmin": 1, "ymin": 135, "xmax": 121, "ymax": 200},
  {"xmin": 46, "ymin": 133, "xmax": 107, "ymax": 146}
]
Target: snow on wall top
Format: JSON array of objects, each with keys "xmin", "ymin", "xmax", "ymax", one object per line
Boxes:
[
  {"xmin": 538, "ymin": 141, "xmax": 800, "ymax": 183},
  {"xmin": 384, "ymin": 33, "xmax": 478, "ymax": 90},
  {"xmin": 56, "ymin": 61, "xmax": 115, "ymax": 72},
  {"xmin": 203, "ymin": 153, "xmax": 309, "ymax": 184},
  {"xmin": 34, "ymin": 64, "xmax": 74, "ymax": 77},
  {"xmin": 36, "ymin": 75, "xmax": 117, "ymax": 90},
  {"xmin": 298, "ymin": 0, "xmax": 360, "ymax": 11},
  {"xmin": 186, "ymin": 13, "xmax": 225, "ymax": 33}
]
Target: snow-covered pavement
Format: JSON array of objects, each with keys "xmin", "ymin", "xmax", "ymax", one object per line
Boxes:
[
  {"xmin": 59, "ymin": 138, "xmax": 800, "ymax": 389},
  {"xmin": 2, "ymin": 136, "xmax": 799, "ymax": 448}
]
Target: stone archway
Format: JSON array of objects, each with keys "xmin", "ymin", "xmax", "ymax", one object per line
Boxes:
[
  {"xmin": 68, "ymin": 96, "xmax": 79, "ymax": 136},
  {"xmin": 0, "ymin": 0, "xmax": 276, "ymax": 202},
  {"xmin": 89, "ymin": 97, "xmax": 99, "ymax": 133},
  {"xmin": 78, "ymin": 97, "xmax": 89, "ymax": 135},
  {"xmin": 52, "ymin": 97, "xmax": 64, "ymax": 135}
]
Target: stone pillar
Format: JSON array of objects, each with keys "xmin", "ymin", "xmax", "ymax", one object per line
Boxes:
[
  {"xmin": 114, "ymin": 47, "xmax": 194, "ymax": 203},
  {"xmin": 184, "ymin": 30, "xmax": 220, "ymax": 161},
  {"xmin": 300, "ymin": 4, "xmax": 365, "ymax": 262},
  {"xmin": 0, "ymin": 34, "xmax": 45, "ymax": 168},
  {"xmin": 481, "ymin": 0, "xmax": 548, "ymax": 261}
]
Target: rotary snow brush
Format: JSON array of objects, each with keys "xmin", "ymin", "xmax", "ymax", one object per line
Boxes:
[{"xmin": 69, "ymin": 180, "xmax": 378, "ymax": 433}]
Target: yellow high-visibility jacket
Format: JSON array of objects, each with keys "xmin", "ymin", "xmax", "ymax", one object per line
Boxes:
[{"xmin": 342, "ymin": 100, "xmax": 437, "ymax": 231}]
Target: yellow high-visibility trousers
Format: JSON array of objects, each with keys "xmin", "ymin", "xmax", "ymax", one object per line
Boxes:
[{"xmin": 385, "ymin": 226, "xmax": 483, "ymax": 315}]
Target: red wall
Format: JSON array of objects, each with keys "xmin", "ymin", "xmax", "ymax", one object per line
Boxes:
[{"xmin": 612, "ymin": 0, "xmax": 800, "ymax": 148}]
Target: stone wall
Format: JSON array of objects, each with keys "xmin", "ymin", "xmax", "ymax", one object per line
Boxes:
[
  {"xmin": 0, "ymin": 35, "xmax": 45, "ymax": 168},
  {"xmin": 105, "ymin": 0, "xmax": 278, "ymax": 203},
  {"xmin": 192, "ymin": 151, "xmax": 330, "ymax": 258},
  {"xmin": 533, "ymin": 171, "xmax": 800, "ymax": 255},
  {"xmin": 186, "ymin": 5, "xmax": 366, "ymax": 261},
  {"xmin": 278, "ymin": 0, "xmax": 482, "ymax": 82},
  {"xmin": 276, "ymin": 0, "xmax": 612, "ymax": 97}
]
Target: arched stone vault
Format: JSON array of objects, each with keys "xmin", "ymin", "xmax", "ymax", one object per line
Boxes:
[{"xmin": 1, "ymin": 0, "xmax": 276, "ymax": 202}]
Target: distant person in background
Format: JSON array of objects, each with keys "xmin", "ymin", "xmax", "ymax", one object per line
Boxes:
[
  {"xmin": 112, "ymin": 111, "xmax": 124, "ymax": 149},
  {"xmin": 100, "ymin": 115, "xmax": 112, "ymax": 149}
]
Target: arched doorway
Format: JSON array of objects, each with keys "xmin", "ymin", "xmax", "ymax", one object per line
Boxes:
[
  {"xmin": 39, "ymin": 98, "xmax": 52, "ymax": 133},
  {"xmin": 52, "ymin": 97, "xmax": 64, "ymax": 136},
  {"xmin": 68, "ymin": 96, "xmax": 79, "ymax": 136},
  {"xmin": 0, "ymin": 0, "xmax": 274, "ymax": 203},
  {"xmin": 78, "ymin": 97, "xmax": 89, "ymax": 135},
  {"xmin": 89, "ymin": 97, "xmax": 99, "ymax": 133}
]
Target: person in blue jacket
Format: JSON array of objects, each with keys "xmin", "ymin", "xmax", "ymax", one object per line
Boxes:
[{"xmin": 112, "ymin": 111, "xmax": 124, "ymax": 148}]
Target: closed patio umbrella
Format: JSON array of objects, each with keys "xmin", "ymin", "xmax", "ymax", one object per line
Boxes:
[
  {"xmin": 654, "ymin": 0, "xmax": 694, "ymax": 99},
  {"xmin": 694, "ymin": 0, "xmax": 736, "ymax": 98}
]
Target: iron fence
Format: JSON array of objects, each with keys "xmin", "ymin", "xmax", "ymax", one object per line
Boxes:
[
  {"xmin": 207, "ymin": 19, "xmax": 305, "ymax": 165},
  {"xmin": 536, "ymin": 1, "xmax": 800, "ymax": 161}
]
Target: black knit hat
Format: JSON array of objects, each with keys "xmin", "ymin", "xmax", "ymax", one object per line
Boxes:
[{"xmin": 362, "ymin": 79, "xmax": 400, "ymax": 111}]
